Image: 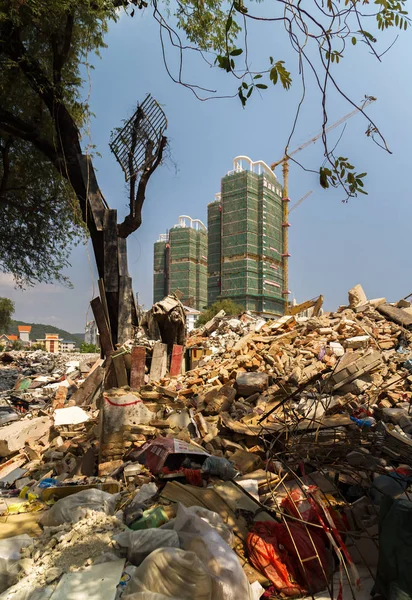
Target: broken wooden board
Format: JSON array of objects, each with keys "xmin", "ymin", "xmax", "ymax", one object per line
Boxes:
[
  {"xmin": 91, "ymin": 297, "xmax": 113, "ymax": 358},
  {"xmin": 220, "ymin": 412, "xmax": 353, "ymax": 436},
  {"xmin": 130, "ymin": 346, "xmax": 146, "ymax": 389},
  {"xmin": 70, "ymin": 366, "xmax": 104, "ymax": 406},
  {"xmin": 149, "ymin": 342, "xmax": 167, "ymax": 381},
  {"xmin": 170, "ymin": 344, "xmax": 184, "ymax": 377},
  {"xmin": 112, "ymin": 353, "xmax": 128, "ymax": 388},
  {"xmin": 377, "ymin": 303, "xmax": 412, "ymax": 329}
]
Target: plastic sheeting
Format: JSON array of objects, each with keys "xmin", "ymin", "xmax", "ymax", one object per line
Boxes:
[
  {"xmin": 114, "ymin": 530, "xmax": 180, "ymax": 566},
  {"xmin": 40, "ymin": 489, "xmax": 118, "ymax": 527}
]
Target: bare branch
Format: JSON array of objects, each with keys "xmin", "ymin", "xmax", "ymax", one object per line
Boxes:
[{"xmin": 118, "ymin": 136, "xmax": 167, "ymax": 238}]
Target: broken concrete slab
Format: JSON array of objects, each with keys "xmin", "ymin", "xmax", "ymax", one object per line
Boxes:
[
  {"xmin": 235, "ymin": 372, "xmax": 269, "ymax": 396},
  {"xmin": 0, "ymin": 416, "xmax": 51, "ymax": 458},
  {"xmin": 348, "ymin": 284, "xmax": 367, "ymax": 308}
]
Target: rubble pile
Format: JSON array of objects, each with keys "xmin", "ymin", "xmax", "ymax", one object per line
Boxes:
[{"xmin": 2, "ymin": 286, "xmax": 412, "ymax": 599}]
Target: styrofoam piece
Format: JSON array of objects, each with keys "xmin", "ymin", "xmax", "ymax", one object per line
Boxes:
[{"xmin": 53, "ymin": 406, "xmax": 89, "ymax": 426}]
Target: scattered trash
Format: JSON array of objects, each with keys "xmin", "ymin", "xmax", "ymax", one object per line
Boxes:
[{"xmin": 3, "ymin": 289, "xmax": 412, "ymax": 598}]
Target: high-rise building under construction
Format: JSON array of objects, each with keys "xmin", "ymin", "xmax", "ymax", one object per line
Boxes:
[
  {"xmin": 207, "ymin": 156, "xmax": 287, "ymax": 318},
  {"xmin": 153, "ymin": 216, "xmax": 207, "ymax": 310}
]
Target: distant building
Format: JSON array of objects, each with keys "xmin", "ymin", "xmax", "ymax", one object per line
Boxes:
[
  {"xmin": 85, "ymin": 320, "xmax": 98, "ymax": 346},
  {"xmin": 154, "ymin": 216, "xmax": 207, "ymax": 311},
  {"xmin": 18, "ymin": 325, "xmax": 31, "ymax": 344},
  {"xmin": 0, "ymin": 334, "xmax": 18, "ymax": 347},
  {"xmin": 208, "ymin": 156, "xmax": 286, "ymax": 318},
  {"xmin": 183, "ymin": 306, "xmax": 201, "ymax": 332},
  {"xmin": 61, "ymin": 340, "xmax": 76, "ymax": 352},
  {"xmin": 36, "ymin": 333, "xmax": 62, "ymax": 353}
]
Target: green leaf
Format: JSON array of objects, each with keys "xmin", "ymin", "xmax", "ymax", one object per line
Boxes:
[
  {"xmin": 319, "ymin": 168, "xmax": 329, "ymax": 189},
  {"xmin": 269, "ymin": 67, "xmax": 278, "ymax": 85},
  {"xmin": 230, "ymin": 48, "xmax": 243, "ymax": 56},
  {"xmin": 256, "ymin": 83, "xmax": 268, "ymax": 89},
  {"xmin": 242, "ymin": 81, "xmax": 248, "ymax": 89},
  {"xmin": 253, "ymin": 74, "xmax": 262, "ymax": 79},
  {"xmin": 225, "ymin": 15, "xmax": 233, "ymax": 33},
  {"xmin": 352, "ymin": 36, "xmax": 357, "ymax": 45}
]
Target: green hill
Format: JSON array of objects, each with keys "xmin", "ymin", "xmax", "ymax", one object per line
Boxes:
[{"xmin": 8, "ymin": 320, "xmax": 84, "ymax": 346}]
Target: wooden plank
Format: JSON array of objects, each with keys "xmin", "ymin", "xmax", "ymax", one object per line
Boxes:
[
  {"xmin": 377, "ymin": 304, "xmax": 412, "ymax": 329},
  {"xmin": 103, "ymin": 209, "xmax": 119, "ymax": 293},
  {"xmin": 118, "ymin": 276, "xmax": 132, "ymax": 345},
  {"xmin": 170, "ymin": 344, "xmax": 184, "ymax": 377},
  {"xmin": 149, "ymin": 342, "xmax": 167, "ymax": 381},
  {"xmin": 130, "ymin": 346, "xmax": 146, "ymax": 389},
  {"xmin": 112, "ymin": 353, "xmax": 128, "ymax": 388},
  {"xmin": 90, "ymin": 297, "xmax": 113, "ymax": 358},
  {"xmin": 77, "ymin": 154, "xmax": 106, "ymax": 230},
  {"xmin": 98, "ymin": 279, "xmax": 111, "ymax": 336},
  {"xmin": 70, "ymin": 366, "xmax": 104, "ymax": 406}
]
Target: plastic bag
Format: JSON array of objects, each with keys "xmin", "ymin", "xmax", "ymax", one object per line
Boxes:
[
  {"xmin": 173, "ymin": 503, "xmax": 253, "ymax": 600},
  {"xmin": 124, "ymin": 594, "xmax": 180, "ymax": 600},
  {"xmin": 247, "ymin": 521, "xmax": 330, "ymax": 595},
  {"xmin": 114, "ymin": 529, "xmax": 180, "ymax": 565},
  {"xmin": 200, "ymin": 456, "xmax": 237, "ymax": 480},
  {"xmin": 281, "ymin": 485, "xmax": 318, "ymax": 522},
  {"xmin": 124, "ymin": 483, "xmax": 158, "ymax": 526},
  {"xmin": 123, "ymin": 547, "xmax": 213, "ymax": 599},
  {"xmin": 40, "ymin": 488, "xmax": 118, "ymax": 526},
  {"xmin": 177, "ymin": 506, "xmax": 233, "ymax": 547}
]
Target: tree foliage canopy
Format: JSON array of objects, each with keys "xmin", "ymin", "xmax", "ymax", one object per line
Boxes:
[
  {"xmin": 0, "ymin": 297, "xmax": 15, "ymax": 333},
  {"xmin": 0, "ymin": 0, "xmax": 409, "ymax": 286},
  {"xmin": 196, "ymin": 299, "xmax": 245, "ymax": 326}
]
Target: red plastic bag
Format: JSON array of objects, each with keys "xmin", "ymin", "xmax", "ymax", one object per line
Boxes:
[
  {"xmin": 247, "ymin": 521, "xmax": 330, "ymax": 596},
  {"xmin": 281, "ymin": 485, "xmax": 318, "ymax": 523}
]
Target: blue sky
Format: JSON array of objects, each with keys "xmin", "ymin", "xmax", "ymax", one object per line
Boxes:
[{"xmin": 1, "ymin": 6, "xmax": 411, "ymax": 332}]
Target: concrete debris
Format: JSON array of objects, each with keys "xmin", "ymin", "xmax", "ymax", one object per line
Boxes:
[{"xmin": 3, "ymin": 288, "xmax": 412, "ymax": 598}]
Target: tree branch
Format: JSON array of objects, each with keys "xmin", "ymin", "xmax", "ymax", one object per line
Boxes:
[
  {"xmin": 118, "ymin": 136, "xmax": 167, "ymax": 238},
  {"xmin": 0, "ymin": 138, "xmax": 12, "ymax": 198},
  {"xmin": 52, "ymin": 13, "xmax": 75, "ymax": 89},
  {"xmin": 0, "ymin": 108, "xmax": 61, "ymax": 169}
]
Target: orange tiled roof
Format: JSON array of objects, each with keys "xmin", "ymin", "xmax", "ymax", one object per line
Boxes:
[
  {"xmin": 6, "ymin": 335, "xmax": 18, "ymax": 341},
  {"xmin": 18, "ymin": 326, "xmax": 32, "ymax": 332}
]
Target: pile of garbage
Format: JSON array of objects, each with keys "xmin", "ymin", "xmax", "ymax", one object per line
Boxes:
[{"xmin": 2, "ymin": 285, "xmax": 412, "ymax": 599}]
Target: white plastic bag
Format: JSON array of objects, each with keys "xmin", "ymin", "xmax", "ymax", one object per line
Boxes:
[
  {"xmin": 124, "ymin": 593, "xmax": 180, "ymax": 600},
  {"xmin": 114, "ymin": 529, "xmax": 179, "ymax": 565},
  {"xmin": 40, "ymin": 489, "xmax": 118, "ymax": 526},
  {"xmin": 123, "ymin": 547, "xmax": 212, "ymax": 599},
  {"xmin": 181, "ymin": 506, "xmax": 233, "ymax": 547},
  {"xmin": 173, "ymin": 503, "xmax": 253, "ymax": 600}
]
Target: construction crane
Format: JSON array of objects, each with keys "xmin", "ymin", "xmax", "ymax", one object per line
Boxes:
[
  {"xmin": 271, "ymin": 98, "xmax": 375, "ymax": 306},
  {"xmin": 290, "ymin": 190, "xmax": 312, "ymax": 214}
]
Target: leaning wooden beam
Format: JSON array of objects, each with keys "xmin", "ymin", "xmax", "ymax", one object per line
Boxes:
[
  {"xmin": 91, "ymin": 297, "xmax": 114, "ymax": 358},
  {"xmin": 112, "ymin": 353, "xmax": 128, "ymax": 388},
  {"xmin": 377, "ymin": 303, "xmax": 412, "ymax": 329}
]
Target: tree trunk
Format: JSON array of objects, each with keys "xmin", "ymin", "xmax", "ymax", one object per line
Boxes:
[{"xmin": 75, "ymin": 154, "xmax": 136, "ymax": 350}]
